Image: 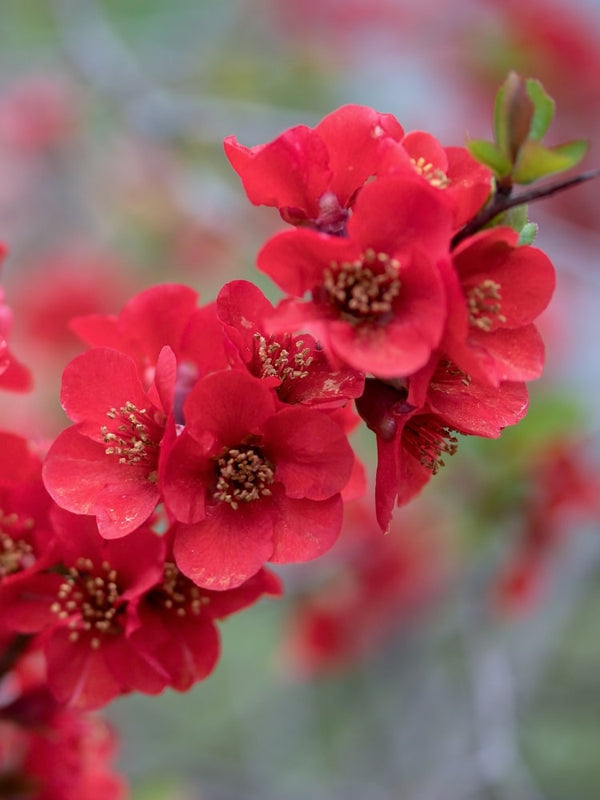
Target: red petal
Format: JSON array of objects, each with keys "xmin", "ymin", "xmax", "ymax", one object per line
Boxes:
[
  {"xmin": 173, "ymin": 503, "xmax": 274, "ymax": 590},
  {"xmin": 270, "ymin": 494, "xmax": 343, "ymax": 563}
]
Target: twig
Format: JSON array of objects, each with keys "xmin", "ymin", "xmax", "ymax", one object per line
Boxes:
[{"xmin": 451, "ymin": 169, "xmax": 600, "ymax": 249}]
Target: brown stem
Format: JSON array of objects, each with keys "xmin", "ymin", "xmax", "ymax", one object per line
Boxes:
[{"xmin": 451, "ymin": 169, "xmax": 600, "ymax": 249}]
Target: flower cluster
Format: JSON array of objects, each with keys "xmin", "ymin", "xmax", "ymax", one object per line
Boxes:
[
  {"xmin": 225, "ymin": 104, "xmax": 554, "ymax": 529},
  {"xmin": 0, "ymin": 88, "xmax": 579, "ymax": 788}
]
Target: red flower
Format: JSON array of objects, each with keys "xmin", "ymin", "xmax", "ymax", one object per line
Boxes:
[
  {"xmin": 15, "ymin": 517, "xmax": 168, "ymax": 710},
  {"xmin": 131, "ymin": 546, "xmax": 282, "ymax": 691},
  {"xmin": 357, "ymin": 360, "xmax": 529, "ymax": 530},
  {"xmin": 162, "ymin": 370, "xmax": 354, "ymax": 589},
  {"xmin": 71, "ymin": 283, "xmax": 229, "ymax": 391},
  {"xmin": 0, "ymin": 432, "xmax": 58, "ymax": 630},
  {"xmin": 224, "ymin": 104, "xmax": 404, "ymax": 232},
  {"xmin": 446, "ymin": 227, "xmax": 556, "ymax": 386},
  {"xmin": 258, "ymin": 174, "xmax": 453, "ymax": 378},
  {"xmin": 216, "ymin": 279, "xmax": 364, "ymax": 406},
  {"xmin": 0, "ymin": 709, "xmax": 128, "ymax": 799},
  {"xmin": 284, "ymin": 501, "xmax": 449, "ymax": 676},
  {"xmin": 400, "ymin": 130, "xmax": 492, "ymax": 228},
  {"xmin": 42, "ymin": 348, "xmax": 170, "ymax": 538}
]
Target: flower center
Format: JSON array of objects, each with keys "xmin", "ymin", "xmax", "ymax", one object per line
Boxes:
[
  {"xmin": 253, "ymin": 333, "xmax": 314, "ymax": 383},
  {"xmin": 321, "ymin": 249, "xmax": 401, "ymax": 323},
  {"xmin": 213, "ymin": 446, "xmax": 275, "ymax": 510},
  {"xmin": 411, "ymin": 156, "xmax": 451, "ymax": 189},
  {"xmin": 404, "ymin": 416, "xmax": 458, "ymax": 475},
  {"xmin": 50, "ymin": 557, "xmax": 123, "ymax": 649},
  {"xmin": 0, "ymin": 510, "xmax": 35, "ymax": 578},
  {"xmin": 101, "ymin": 401, "xmax": 161, "ymax": 480},
  {"xmin": 467, "ymin": 279, "xmax": 507, "ymax": 331},
  {"xmin": 149, "ymin": 561, "xmax": 210, "ymax": 617}
]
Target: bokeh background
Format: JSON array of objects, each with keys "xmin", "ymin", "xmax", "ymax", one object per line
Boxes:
[{"xmin": 1, "ymin": 1, "xmax": 600, "ymax": 798}]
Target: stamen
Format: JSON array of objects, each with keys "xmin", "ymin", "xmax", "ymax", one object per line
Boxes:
[
  {"xmin": 101, "ymin": 401, "xmax": 161, "ymax": 469},
  {"xmin": 150, "ymin": 562, "xmax": 209, "ymax": 617},
  {"xmin": 467, "ymin": 279, "xmax": 507, "ymax": 331},
  {"xmin": 321, "ymin": 249, "xmax": 401, "ymax": 323},
  {"xmin": 213, "ymin": 446, "xmax": 274, "ymax": 510},
  {"xmin": 253, "ymin": 333, "xmax": 314, "ymax": 383},
  {"xmin": 0, "ymin": 510, "xmax": 35, "ymax": 577},
  {"xmin": 411, "ymin": 156, "xmax": 451, "ymax": 189},
  {"xmin": 50, "ymin": 559, "xmax": 123, "ymax": 648},
  {"xmin": 404, "ymin": 416, "xmax": 459, "ymax": 475}
]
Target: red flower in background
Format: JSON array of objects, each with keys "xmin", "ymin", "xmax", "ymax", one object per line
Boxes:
[
  {"xmin": 495, "ymin": 437, "xmax": 600, "ymax": 615},
  {"xmin": 284, "ymin": 500, "xmax": 450, "ymax": 676},
  {"xmin": 163, "ymin": 369, "xmax": 354, "ymax": 589},
  {"xmin": 0, "ymin": 76, "xmax": 77, "ymax": 154},
  {"xmin": 0, "ymin": 709, "xmax": 128, "ymax": 800},
  {"xmin": 224, "ymin": 104, "xmax": 405, "ymax": 233}
]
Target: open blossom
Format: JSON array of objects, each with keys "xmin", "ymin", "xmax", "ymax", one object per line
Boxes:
[
  {"xmin": 131, "ymin": 537, "xmax": 282, "ymax": 692},
  {"xmin": 42, "ymin": 347, "xmax": 171, "ymax": 538},
  {"xmin": 9, "ymin": 517, "xmax": 168, "ymax": 710},
  {"xmin": 258, "ymin": 174, "xmax": 454, "ymax": 378},
  {"xmin": 216, "ymin": 279, "xmax": 364, "ymax": 406},
  {"xmin": 445, "ymin": 227, "xmax": 556, "ymax": 386},
  {"xmin": 70, "ymin": 283, "xmax": 229, "ymax": 395},
  {"xmin": 399, "ymin": 130, "xmax": 492, "ymax": 228},
  {"xmin": 162, "ymin": 369, "xmax": 354, "ymax": 589},
  {"xmin": 224, "ymin": 104, "xmax": 405, "ymax": 233}
]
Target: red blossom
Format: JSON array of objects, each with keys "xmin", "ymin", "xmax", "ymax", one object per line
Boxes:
[
  {"xmin": 216, "ymin": 279, "xmax": 364, "ymax": 406},
  {"xmin": 0, "ymin": 432, "xmax": 58, "ymax": 630},
  {"xmin": 400, "ymin": 130, "xmax": 492, "ymax": 228},
  {"xmin": 14, "ymin": 516, "xmax": 168, "ymax": 710},
  {"xmin": 131, "ymin": 543, "xmax": 282, "ymax": 692},
  {"xmin": 162, "ymin": 369, "xmax": 354, "ymax": 589},
  {"xmin": 42, "ymin": 348, "xmax": 170, "ymax": 539},
  {"xmin": 357, "ymin": 359, "xmax": 529, "ymax": 530},
  {"xmin": 0, "ymin": 709, "xmax": 128, "ymax": 799},
  {"xmin": 224, "ymin": 104, "xmax": 405, "ymax": 232},
  {"xmin": 0, "ymin": 284, "xmax": 32, "ymax": 393},
  {"xmin": 446, "ymin": 227, "xmax": 555, "ymax": 386},
  {"xmin": 258, "ymin": 174, "xmax": 454, "ymax": 378}
]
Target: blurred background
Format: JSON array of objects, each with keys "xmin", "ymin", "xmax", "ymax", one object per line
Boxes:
[{"xmin": 0, "ymin": 1, "xmax": 599, "ymax": 798}]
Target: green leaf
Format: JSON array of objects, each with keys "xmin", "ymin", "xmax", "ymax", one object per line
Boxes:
[
  {"xmin": 512, "ymin": 139, "xmax": 588, "ymax": 183},
  {"xmin": 526, "ymin": 78, "xmax": 555, "ymax": 141},
  {"xmin": 518, "ymin": 222, "xmax": 538, "ymax": 245},
  {"xmin": 466, "ymin": 139, "xmax": 512, "ymax": 177},
  {"xmin": 502, "ymin": 204, "xmax": 529, "ymax": 232}
]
